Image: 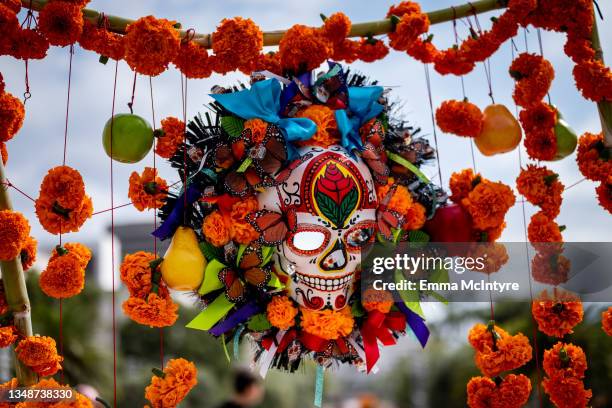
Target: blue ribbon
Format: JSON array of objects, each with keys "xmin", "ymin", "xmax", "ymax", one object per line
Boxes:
[
  {"xmin": 396, "ymin": 302, "xmax": 430, "ymax": 348},
  {"xmin": 336, "ymin": 86, "xmax": 385, "ymax": 154},
  {"xmin": 314, "ymin": 364, "xmax": 325, "ymax": 407},
  {"xmin": 211, "ymin": 79, "xmax": 317, "ymax": 159},
  {"xmin": 152, "ymin": 185, "xmax": 202, "ymax": 240},
  {"xmin": 208, "ymin": 301, "xmax": 261, "ymax": 336}
]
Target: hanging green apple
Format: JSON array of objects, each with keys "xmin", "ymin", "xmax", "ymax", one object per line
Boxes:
[
  {"xmin": 161, "ymin": 226, "xmax": 207, "ymax": 291},
  {"xmin": 552, "ymin": 112, "xmax": 578, "ymax": 160},
  {"xmin": 475, "ymin": 104, "xmax": 522, "ymax": 156},
  {"xmin": 102, "ymin": 113, "xmax": 153, "ymax": 163}
]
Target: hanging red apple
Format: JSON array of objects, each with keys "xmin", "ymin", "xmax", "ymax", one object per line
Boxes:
[
  {"xmin": 424, "ymin": 203, "xmax": 475, "ymax": 243},
  {"xmin": 474, "ymin": 104, "xmax": 522, "ymax": 156}
]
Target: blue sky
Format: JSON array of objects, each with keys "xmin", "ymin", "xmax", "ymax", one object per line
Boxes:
[{"xmin": 1, "ymin": 0, "xmax": 611, "ymax": 257}]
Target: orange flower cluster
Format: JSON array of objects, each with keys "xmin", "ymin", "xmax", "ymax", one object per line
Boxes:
[
  {"xmin": 20, "ymin": 235, "xmax": 38, "ymax": 271},
  {"xmin": 542, "ymin": 342, "xmax": 591, "ymax": 408},
  {"xmin": 38, "ymin": 2, "xmax": 84, "ymax": 47},
  {"xmin": 596, "ymin": 176, "xmax": 611, "ymax": 214},
  {"xmin": 211, "ymin": 17, "xmax": 263, "ymax": 74},
  {"xmin": 376, "ymin": 181, "xmax": 426, "ymax": 231},
  {"xmin": 6, "ymin": 27, "xmax": 50, "ymax": 60},
  {"xmin": 202, "ymin": 211, "xmax": 230, "ymax": 247},
  {"xmin": 602, "ymin": 306, "xmax": 612, "ymax": 336},
  {"xmin": 576, "ymin": 132, "xmax": 611, "ymax": 182},
  {"xmin": 531, "ymin": 251, "xmax": 570, "ymax": 286},
  {"xmin": 40, "ymin": 243, "xmax": 91, "ymax": 299},
  {"xmin": 362, "ymin": 288, "xmax": 394, "ymax": 314},
  {"xmin": 243, "ymin": 118, "xmax": 268, "ymax": 144},
  {"xmin": 279, "ymin": 24, "xmax": 331, "ymax": 73},
  {"xmin": 519, "ymin": 101, "xmax": 558, "ymax": 161},
  {"xmin": 532, "ymin": 290, "xmax": 583, "ymax": 338},
  {"xmin": 516, "ymin": 164, "xmax": 564, "ymax": 218},
  {"xmin": 509, "ymin": 53, "xmax": 555, "ymax": 108},
  {"xmin": 15, "ymin": 335, "xmax": 63, "ymax": 377},
  {"xmin": 386, "ymin": 2, "xmax": 429, "ymax": 52},
  {"xmin": 0, "ymin": 210, "xmax": 30, "ymax": 261},
  {"xmin": 266, "ymin": 295, "xmax": 298, "ymax": 330},
  {"xmin": 35, "ymin": 166, "xmax": 93, "ymax": 234},
  {"xmin": 173, "ymin": 39, "xmax": 212, "ymax": 79},
  {"xmin": 124, "ymin": 16, "xmax": 180, "ymax": 76},
  {"xmin": 202, "ymin": 197, "xmax": 260, "ymax": 247},
  {"xmin": 300, "ymin": 307, "xmax": 354, "ymax": 340},
  {"xmin": 78, "ymin": 21, "xmax": 125, "ymax": 61},
  {"xmin": 144, "ymin": 358, "xmax": 197, "ymax": 408},
  {"xmin": 527, "ymin": 211, "xmax": 563, "ymax": 245},
  {"xmin": 155, "ymin": 117, "xmax": 185, "ymax": 159},
  {"xmin": 296, "ymin": 105, "xmax": 340, "ymax": 148},
  {"xmin": 468, "ymin": 322, "xmax": 532, "ymax": 377},
  {"xmin": 0, "ymin": 326, "xmax": 18, "ymax": 348},
  {"xmin": 573, "ymin": 59, "xmax": 612, "ymax": 102},
  {"xmin": 467, "ymin": 374, "xmax": 531, "ymax": 408},
  {"xmin": 120, "ymin": 251, "xmax": 178, "ymax": 327},
  {"xmin": 0, "ymin": 142, "xmax": 6, "ymax": 165},
  {"xmin": 435, "ymin": 100, "xmax": 483, "ymax": 138},
  {"xmin": 128, "ymin": 167, "xmax": 168, "ymax": 212},
  {"xmin": 0, "ymin": 90, "xmax": 25, "ymax": 142},
  {"xmin": 467, "ymin": 242, "xmax": 509, "ymax": 274}
]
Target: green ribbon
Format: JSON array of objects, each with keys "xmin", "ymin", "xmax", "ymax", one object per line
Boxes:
[
  {"xmin": 186, "ymin": 295, "xmax": 234, "ymax": 331},
  {"xmin": 386, "ymin": 151, "xmax": 430, "ymax": 184}
]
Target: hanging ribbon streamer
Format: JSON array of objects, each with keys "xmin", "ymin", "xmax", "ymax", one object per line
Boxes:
[
  {"xmin": 209, "ymin": 301, "xmax": 260, "ymax": 336},
  {"xmin": 361, "ymin": 311, "xmax": 406, "ymax": 373},
  {"xmin": 152, "ymin": 185, "xmax": 202, "ymax": 240},
  {"xmin": 396, "ymin": 302, "xmax": 430, "ymax": 348},
  {"xmin": 386, "ymin": 151, "xmax": 431, "ymax": 183},
  {"xmin": 314, "ymin": 365, "xmax": 325, "ymax": 408},
  {"xmin": 233, "ymin": 325, "xmax": 245, "ymax": 360}
]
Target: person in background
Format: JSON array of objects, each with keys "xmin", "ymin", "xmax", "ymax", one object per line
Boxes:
[{"xmin": 216, "ymin": 368, "xmax": 265, "ymax": 408}]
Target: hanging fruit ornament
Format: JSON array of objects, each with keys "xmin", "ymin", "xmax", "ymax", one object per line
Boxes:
[
  {"xmin": 424, "ymin": 204, "xmax": 475, "ymax": 243},
  {"xmin": 161, "ymin": 226, "xmax": 207, "ymax": 291},
  {"xmin": 553, "ymin": 111, "xmax": 578, "ymax": 161},
  {"xmin": 102, "ymin": 113, "xmax": 154, "ymax": 163},
  {"xmin": 474, "ymin": 104, "xmax": 522, "ymax": 156}
]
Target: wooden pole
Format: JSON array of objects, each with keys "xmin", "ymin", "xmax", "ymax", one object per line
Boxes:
[{"xmin": 0, "ymin": 161, "xmax": 38, "ymax": 385}]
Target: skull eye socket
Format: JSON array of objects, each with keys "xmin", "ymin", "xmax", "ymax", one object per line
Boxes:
[
  {"xmin": 287, "ymin": 226, "xmax": 330, "ymax": 255},
  {"xmin": 345, "ymin": 223, "xmax": 375, "ymax": 252}
]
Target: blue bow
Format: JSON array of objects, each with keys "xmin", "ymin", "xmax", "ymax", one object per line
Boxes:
[
  {"xmin": 211, "ymin": 79, "xmax": 317, "ymax": 159},
  {"xmin": 336, "ymin": 86, "xmax": 385, "ymax": 154}
]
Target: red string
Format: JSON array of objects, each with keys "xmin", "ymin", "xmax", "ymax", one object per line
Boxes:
[
  {"xmin": 128, "ymin": 71, "xmax": 137, "ymax": 113},
  {"xmin": 181, "ymin": 74, "xmax": 188, "ymax": 223}
]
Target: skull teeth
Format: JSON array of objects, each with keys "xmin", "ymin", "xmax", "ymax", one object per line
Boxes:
[{"xmin": 295, "ymin": 273, "xmax": 353, "ymax": 292}]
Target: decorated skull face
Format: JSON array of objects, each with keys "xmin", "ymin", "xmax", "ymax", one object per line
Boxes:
[{"xmin": 258, "ymin": 145, "xmax": 378, "ymax": 311}]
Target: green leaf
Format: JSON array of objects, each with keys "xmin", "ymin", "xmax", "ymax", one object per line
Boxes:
[
  {"xmin": 199, "ymin": 241, "xmax": 221, "ymax": 261},
  {"xmin": 338, "ymin": 188, "xmax": 358, "ymax": 227},
  {"xmin": 221, "ymin": 116, "xmax": 245, "ymax": 138},
  {"xmin": 315, "ymin": 191, "xmax": 341, "ymax": 226},
  {"xmin": 408, "ymin": 230, "xmax": 430, "ymax": 243},
  {"xmin": 247, "ymin": 314, "xmax": 272, "ymax": 331}
]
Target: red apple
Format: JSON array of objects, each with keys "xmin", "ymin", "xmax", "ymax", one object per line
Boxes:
[{"xmin": 424, "ymin": 204, "xmax": 475, "ymax": 243}]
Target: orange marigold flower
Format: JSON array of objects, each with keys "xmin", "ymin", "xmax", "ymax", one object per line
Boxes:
[
  {"xmin": 531, "ymin": 251, "xmax": 570, "ymax": 286},
  {"xmin": 155, "ymin": 117, "xmax": 185, "ymax": 159},
  {"xmin": 124, "ymin": 16, "xmax": 180, "ymax": 76},
  {"xmin": 49, "ymin": 242, "xmax": 91, "ymax": 269},
  {"xmin": 564, "ymin": 35, "xmax": 595, "ymax": 64},
  {"xmin": 15, "ymin": 335, "xmax": 63, "ymax": 377},
  {"xmin": 20, "ymin": 235, "xmax": 37, "ymax": 271},
  {"xmin": 462, "ymin": 180, "xmax": 515, "ymax": 231},
  {"xmin": 573, "ymin": 59, "xmax": 612, "ymax": 102},
  {"xmin": 0, "ymin": 210, "xmax": 30, "ymax": 261},
  {"xmin": 173, "ymin": 40, "xmax": 212, "ymax": 79},
  {"xmin": 300, "ymin": 306, "xmax": 354, "ymax": 340},
  {"xmin": 467, "ymin": 374, "xmax": 531, "ymax": 408},
  {"xmin": 202, "ymin": 211, "xmax": 230, "ymax": 247},
  {"xmin": 387, "ymin": 2, "xmax": 429, "ymax": 51},
  {"xmin": 519, "ymin": 102, "xmax": 558, "ymax": 161},
  {"xmin": 357, "ymin": 38, "xmax": 389, "ymax": 63},
  {"xmin": 466, "ymin": 376, "xmax": 496, "ymax": 408},
  {"xmin": 212, "ymin": 17, "xmax": 263, "ymax": 74},
  {"xmin": 436, "ymin": 100, "xmax": 483, "ymax": 138},
  {"xmin": 0, "ymin": 3, "xmax": 20, "ymax": 40},
  {"xmin": 39, "ymin": 165, "xmax": 85, "ymax": 210},
  {"xmin": 542, "ymin": 376, "xmax": 592, "ymax": 408},
  {"xmin": 123, "ymin": 292, "xmax": 178, "ymax": 328},
  {"xmin": 362, "ymin": 288, "xmax": 394, "ymax": 314},
  {"xmin": 0, "ymin": 142, "xmax": 6, "ymax": 165},
  {"xmin": 0, "ymin": 0, "xmax": 20, "ymax": 13},
  {"xmin": 449, "ymin": 169, "xmax": 479, "ymax": 204},
  {"xmin": 278, "ymin": 24, "xmax": 331, "ymax": 73},
  {"xmin": 296, "ymin": 105, "xmax": 340, "ymax": 148},
  {"xmin": 0, "ymin": 281, "xmax": 8, "ymax": 315},
  {"xmin": 144, "ymin": 358, "xmax": 197, "ymax": 408},
  {"xmin": 468, "ymin": 242, "xmax": 509, "ymax": 274},
  {"xmin": 35, "ymin": 194, "xmax": 93, "ymax": 234},
  {"xmin": 330, "ymin": 39, "xmax": 360, "ymax": 64},
  {"xmin": 406, "ymin": 38, "xmax": 439, "ymax": 63},
  {"xmin": 8, "ymin": 27, "xmax": 50, "ymax": 60},
  {"xmin": 253, "ymin": 52, "xmax": 282, "ymax": 76},
  {"xmin": 516, "ymin": 164, "xmax": 564, "ymax": 218},
  {"xmin": 596, "ymin": 176, "xmax": 612, "ymax": 214},
  {"xmin": 576, "ymin": 132, "xmax": 611, "ymax": 182},
  {"xmin": 0, "ymin": 326, "xmax": 17, "ymax": 348},
  {"xmin": 78, "ymin": 21, "xmax": 125, "ymax": 61},
  {"xmin": 266, "ymin": 295, "xmax": 298, "ymax": 330},
  {"xmin": 243, "ymin": 118, "xmax": 268, "ymax": 145},
  {"xmin": 459, "ymin": 32, "xmax": 501, "ymax": 63},
  {"xmin": 403, "ymin": 202, "xmax": 426, "ymax": 231},
  {"xmin": 40, "ymin": 250, "xmax": 86, "ymax": 299},
  {"xmin": 128, "ymin": 167, "xmax": 168, "ymax": 212},
  {"xmin": 602, "ymin": 306, "xmax": 612, "ymax": 336},
  {"xmin": 509, "ymin": 53, "xmax": 555, "ymax": 108},
  {"xmin": 543, "ymin": 342, "xmax": 587, "ymax": 380},
  {"xmin": 321, "ymin": 12, "xmax": 351, "ymax": 45},
  {"xmin": 38, "ymin": 2, "xmax": 83, "ymax": 47},
  {"xmin": 532, "ymin": 290, "xmax": 583, "ymax": 338},
  {"xmin": 0, "ymin": 91, "xmax": 25, "ymax": 143},
  {"xmin": 229, "ymin": 197, "xmax": 259, "ymax": 245},
  {"xmin": 120, "ymin": 251, "xmax": 156, "ymax": 298},
  {"xmin": 434, "ymin": 48, "xmax": 475, "ymax": 76},
  {"xmin": 528, "ymin": 211, "xmax": 563, "ymax": 244}
]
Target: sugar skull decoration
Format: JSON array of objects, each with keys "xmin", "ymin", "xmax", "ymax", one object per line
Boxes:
[{"xmin": 258, "ymin": 145, "xmax": 378, "ymax": 311}]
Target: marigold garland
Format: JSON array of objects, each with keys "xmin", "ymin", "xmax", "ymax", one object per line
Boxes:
[
  {"xmin": 321, "ymin": 12, "xmax": 351, "ymax": 45},
  {"xmin": 49, "ymin": 242, "xmax": 92, "ymax": 269},
  {"xmin": 20, "ymin": 235, "xmax": 37, "ymax": 271},
  {"xmin": 0, "ymin": 326, "xmax": 17, "ymax": 348},
  {"xmin": 39, "ymin": 165, "xmax": 85, "ymax": 209},
  {"xmin": 173, "ymin": 40, "xmax": 212, "ymax": 79},
  {"xmin": 532, "ymin": 290, "xmax": 583, "ymax": 338},
  {"xmin": 78, "ymin": 21, "xmax": 125, "ymax": 61},
  {"xmin": 202, "ymin": 210, "xmax": 230, "ymax": 247},
  {"xmin": 120, "ymin": 251, "xmax": 157, "ymax": 298},
  {"xmin": 542, "ymin": 376, "xmax": 592, "ymax": 408},
  {"xmin": 576, "ymin": 132, "xmax": 611, "ymax": 182},
  {"xmin": 278, "ymin": 24, "xmax": 331, "ymax": 73},
  {"xmin": 0, "ymin": 210, "xmax": 30, "ymax": 261},
  {"xmin": 300, "ymin": 306, "xmax": 354, "ymax": 340},
  {"xmin": 516, "ymin": 164, "xmax": 564, "ymax": 218},
  {"xmin": 509, "ymin": 53, "xmax": 555, "ymax": 108},
  {"xmin": 573, "ymin": 59, "xmax": 612, "ymax": 102},
  {"xmin": 296, "ymin": 105, "xmax": 340, "ymax": 148},
  {"xmin": 386, "ymin": 1, "xmax": 429, "ymax": 52},
  {"xmin": 596, "ymin": 176, "xmax": 611, "ymax": 214},
  {"xmin": 36, "ymin": 193, "xmax": 93, "ymax": 234},
  {"xmin": 266, "ymin": 295, "xmax": 298, "ymax": 330},
  {"xmin": 37, "ymin": 2, "xmax": 84, "ymax": 47},
  {"xmin": 531, "ymin": 251, "xmax": 570, "ymax": 286},
  {"xmin": 357, "ymin": 38, "xmax": 389, "ymax": 63},
  {"xmin": 0, "ymin": 91, "xmax": 25, "ymax": 143},
  {"xmin": 144, "ymin": 358, "xmax": 197, "ymax": 408},
  {"xmin": 8, "ymin": 27, "xmax": 50, "ymax": 60},
  {"xmin": 39, "ymin": 248, "xmax": 89, "ymax": 299},
  {"xmin": 602, "ymin": 306, "xmax": 612, "ymax": 336},
  {"xmin": 123, "ymin": 292, "xmax": 178, "ymax": 328},
  {"xmin": 543, "ymin": 342, "xmax": 588, "ymax": 380},
  {"xmin": 211, "ymin": 17, "xmax": 263, "ymax": 74},
  {"xmin": 467, "ymin": 374, "xmax": 531, "ymax": 408},
  {"xmin": 124, "ymin": 16, "xmax": 180, "ymax": 76},
  {"xmin": 435, "ymin": 100, "xmax": 483, "ymax": 138},
  {"xmin": 461, "ymin": 180, "xmax": 515, "ymax": 231},
  {"xmin": 128, "ymin": 167, "xmax": 168, "ymax": 212},
  {"xmin": 519, "ymin": 102, "xmax": 558, "ymax": 161},
  {"xmin": 15, "ymin": 335, "xmax": 63, "ymax": 377}
]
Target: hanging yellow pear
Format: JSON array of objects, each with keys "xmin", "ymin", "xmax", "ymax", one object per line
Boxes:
[{"xmin": 161, "ymin": 226, "xmax": 206, "ymax": 291}]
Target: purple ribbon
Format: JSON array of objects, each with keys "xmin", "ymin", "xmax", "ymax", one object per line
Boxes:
[
  {"xmin": 396, "ymin": 302, "xmax": 430, "ymax": 348},
  {"xmin": 209, "ymin": 301, "xmax": 261, "ymax": 336},
  {"xmin": 152, "ymin": 185, "xmax": 202, "ymax": 240}
]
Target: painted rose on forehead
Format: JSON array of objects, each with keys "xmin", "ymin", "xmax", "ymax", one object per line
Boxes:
[{"xmin": 257, "ymin": 145, "xmax": 378, "ymax": 311}]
